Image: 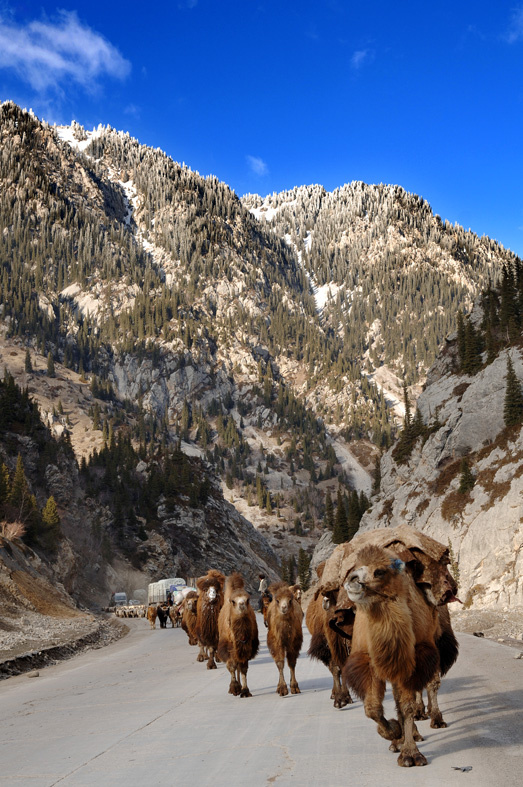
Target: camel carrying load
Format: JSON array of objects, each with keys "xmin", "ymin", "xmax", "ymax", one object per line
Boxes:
[
  {"xmin": 317, "ymin": 524, "xmax": 460, "ymax": 768},
  {"xmin": 319, "ymin": 523, "xmax": 459, "ymax": 608}
]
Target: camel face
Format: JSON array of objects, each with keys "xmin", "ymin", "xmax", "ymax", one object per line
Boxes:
[
  {"xmin": 344, "ymin": 549, "xmax": 406, "ymax": 606},
  {"xmin": 231, "ymin": 594, "xmax": 249, "ymax": 614},
  {"xmin": 322, "ymin": 594, "xmax": 333, "ymax": 611},
  {"xmin": 345, "ymin": 567, "xmax": 370, "ymax": 603},
  {"xmin": 276, "ymin": 596, "xmax": 291, "ymax": 614}
]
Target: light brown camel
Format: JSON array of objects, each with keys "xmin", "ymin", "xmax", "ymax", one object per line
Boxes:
[
  {"xmin": 342, "ymin": 544, "xmax": 441, "ymax": 767},
  {"xmin": 266, "ymin": 582, "xmax": 303, "ymax": 696},
  {"xmin": 289, "ymin": 584, "xmax": 302, "ymax": 606},
  {"xmin": 217, "ymin": 572, "xmax": 259, "ymax": 697},
  {"xmin": 260, "ymin": 590, "xmax": 272, "ymax": 628},
  {"xmin": 146, "ymin": 604, "xmax": 157, "ymax": 629},
  {"xmin": 306, "ymin": 583, "xmax": 354, "ymax": 708},
  {"xmin": 195, "ymin": 569, "xmax": 225, "ymax": 669},
  {"xmin": 181, "ymin": 590, "xmax": 199, "ymax": 645}
]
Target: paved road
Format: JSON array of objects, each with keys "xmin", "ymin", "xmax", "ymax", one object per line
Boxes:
[{"xmin": 0, "ymin": 615, "xmax": 522, "ymax": 786}]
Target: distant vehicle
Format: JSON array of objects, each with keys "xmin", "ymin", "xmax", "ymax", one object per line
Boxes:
[
  {"xmin": 147, "ymin": 578, "xmax": 186, "ymax": 605},
  {"xmin": 128, "ymin": 599, "xmax": 141, "ymax": 606},
  {"xmin": 113, "ymin": 592, "xmax": 128, "ymax": 607}
]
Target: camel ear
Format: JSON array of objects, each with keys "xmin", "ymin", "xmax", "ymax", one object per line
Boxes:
[{"xmin": 390, "ymin": 558, "xmax": 405, "ymax": 573}]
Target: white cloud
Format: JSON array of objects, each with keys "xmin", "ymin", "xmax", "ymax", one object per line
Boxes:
[
  {"xmin": 351, "ymin": 49, "xmax": 370, "ymax": 70},
  {"xmin": 247, "ymin": 155, "xmax": 268, "ymax": 176},
  {"xmin": 504, "ymin": 6, "xmax": 523, "ymax": 43},
  {"xmin": 0, "ymin": 10, "xmax": 131, "ymax": 93}
]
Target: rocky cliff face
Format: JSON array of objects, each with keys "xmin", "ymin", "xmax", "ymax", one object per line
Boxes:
[{"xmin": 358, "ymin": 340, "xmax": 523, "ymax": 609}]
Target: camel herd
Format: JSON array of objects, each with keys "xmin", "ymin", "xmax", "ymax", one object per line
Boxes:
[{"xmin": 145, "ymin": 525, "xmax": 460, "ymax": 768}]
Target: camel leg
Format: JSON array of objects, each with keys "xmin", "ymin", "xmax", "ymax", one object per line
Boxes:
[
  {"xmin": 394, "ymin": 687, "xmax": 427, "ymax": 767},
  {"xmin": 426, "ymin": 674, "xmax": 447, "ymax": 728},
  {"xmin": 276, "ymin": 659, "xmax": 288, "ymax": 696},
  {"xmin": 197, "ymin": 642, "xmax": 207, "ymax": 662},
  {"xmin": 207, "ymin": 646, "xmax": 217, "ymax": 670},
  {"xmin": 238, "ymin": 663, "xmax": 252, "ymax": 698},
  {"xmin": 287, "ymin": 656, "xmax": 300, "ymax": 695},
  {"xmin": 364, "ymin": 676, "xmax": 402, "ymax": 743},
  {"xmin": 339, "ymin": 667, "xmax": 353, "ymax": 708},
  {"xmin": 414, "ymin": 689, "xmax": 428, "ymax": 720},
  {"xmin": 226, "ymin": 661, "xmax": 241, "ymax": 695},
  {"xmin": 390, "ymin": 684, "xmax": 423, "ymax": 753},
  {"xmin": 331, "ymin": 664, "xmax": 352, "ymax": 708},
  {"xmin": 331, "ymin": 664, "xmax": 341, "ymax": 701}
]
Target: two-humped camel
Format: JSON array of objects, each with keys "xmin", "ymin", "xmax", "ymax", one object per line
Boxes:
[
  {"xmin": 195, "ymin": 569, "xmax": 225, "ymax": 669},
  {"xmin": 266, "ymin": 582, "xmax": 303, "ymax": 696},
  {"xmin": 181, "ymin": 590, "xmax": 199, "ymax": 645},
  {"xmin": 306, "ymin": 576, "xmax": 354, "ymax": 709},
  {"xmin": 343, "ymin": 542, "xmax": 454, "ymax": 767},
  {"xmin": 217, "ymin": 572, "xmax": 259, "ymax": 697}
]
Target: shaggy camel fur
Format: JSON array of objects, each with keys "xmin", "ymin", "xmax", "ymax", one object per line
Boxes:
[
  {"xmin": 413, "ymin": 605, "xmax": 458, "ymax": 728},
  {"xmin": 260, "ymin": 590, "xmax": 272, "ymax": 628},
  {"xmin": 266, "ymin": 582, "xmax": 303, "ymax": 696},
  {"xmin": 306, "ymin": 585, "xmax": 354, "ymax": 708},
  {"xmin": 289, "ymin": 584, "xmax": 302, "ymax": 606},
  {"xmin": 181, "ymin": 591, "xmax": 199, "ymax": 645},
  {"xmin": 195, "ymin": 570, "xmax": 225, "ymax": 669},
  {"xmin": 217, "ymin": 573, "xmax": 259, "ymax": 697},
  {"xmin": 343, "ymin": 544, "xmax": 442, "ymax": 768}
]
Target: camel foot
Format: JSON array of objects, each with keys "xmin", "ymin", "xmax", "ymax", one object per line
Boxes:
[
  {"xmin": 413, "ymin": 724, "xmax": 424, "ymax": 742},
  {"xmin": 277, "ymin": 684, "xmax": 289, "ymax": 697},
  {"xmin": 389, "ymin": 741, "xmax": 400, "ymax": 753},
  {"xmin": 378, "ymin": 719, "xmax": 402, "ymax": 741},
  {"xmin": 430, "ymin": 714, "xmax": 447, "ymax": 729},
  {"xmin": 197, "ymin": 655, "xmax": 205, "ymax": 662},
  {"xmin": 397, "ymin": 749, "xmax": 427, "ymax": 768},
  {"xmin": 207, "ymin": 661, "xmax": 217, "ymax": 670},
  {"xmin": 334, "ymin": 692, "xmax": 353, "ymax": 708},
  {"xmin": 290, "ymin": 685, "xmax": 301, "ymax": 695},
  {"xmin": 414, "ymin": 709, "xmax": 429, "ymax": 720},
  {"xmin": 229, "ymin": 681, "xmax": 241, "ymax": 696},
  {"xmin": 239, "ymin": 688, "xmax": 252, "ymax": 698}
]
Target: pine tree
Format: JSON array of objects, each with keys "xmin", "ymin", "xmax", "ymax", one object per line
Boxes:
[
  {"xmin": 503, "ymin": 355, "xmax": 523, "ymax": 427},
  {"xmin": 458, "ymin": 458, "xmax": 475, "ymax": 494},
  {"xmin": 297, "ymin": 547, "xmax": 311, "ymax": 591},
  {"xmin": 333, "ymin": 487, "xmax": 348, "ymax": 544},
  {"xmin": 47, "ymin": 352, "xmax": 55, "ymax": 378},
  {"xmin": 24, "ymin": 348, "xmax": 32, "ymax": 373},
  {"xmin": 41, "ymin": 495, "xmax": 62, "ymax": 550},
  {"xmin": 324, "ymin": 490, "xmax": 334, "ymax": 529}
]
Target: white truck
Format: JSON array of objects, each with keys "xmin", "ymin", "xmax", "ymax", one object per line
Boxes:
[{"xmin": 147, "ymin": 577, "xmax": 187, "ymax": 605}]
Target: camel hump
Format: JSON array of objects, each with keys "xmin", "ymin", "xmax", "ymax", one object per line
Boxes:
[
  {"xmin": 225, "ymin": 572, "xmax": 246, "ymax": 595},
  {"xmin": 197, "ymin": 569, "xmax": 226, "ymax": 592},
  {"xmin": 268, "ymin": 581, "xmax": 288, "ymax": 596}
]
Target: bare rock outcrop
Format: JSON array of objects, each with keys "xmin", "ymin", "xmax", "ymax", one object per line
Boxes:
[{"xmin": 359, "ymin": 346, "xmax": 523, "ymax": 610}]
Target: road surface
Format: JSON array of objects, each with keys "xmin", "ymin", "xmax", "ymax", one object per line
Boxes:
[{"xmin": 0, "ymin": 615, "xmax": 522, "ymax": 786}]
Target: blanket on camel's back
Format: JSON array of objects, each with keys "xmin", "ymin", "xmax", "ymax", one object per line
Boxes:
[{"xmin": 319, "ymin": 524, "xmax": 458, "ymax": 607}]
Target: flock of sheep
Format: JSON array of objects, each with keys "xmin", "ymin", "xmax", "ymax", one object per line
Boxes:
[{"xmin": 138, "ymin": 525, "xmax": 460, "ymax": 768}]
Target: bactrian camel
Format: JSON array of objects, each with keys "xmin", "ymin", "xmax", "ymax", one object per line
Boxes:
[
  {"xmin": 343, "ymin": 544, "xmax": 451, "ymax": 767},
  {"xmin": 266, "ymin": 582, "xmax": 303, "ymax": 696},
  {"xmin": 195, "ymin": 569, "xmax": 225, "ymax": 669},
  {"xmin": 217, "ymin": 572, "xmax": 259, "ymax": 697}
]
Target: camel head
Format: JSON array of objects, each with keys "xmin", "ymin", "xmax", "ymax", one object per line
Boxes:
[
  {"xmin": 197, "ymin": 570, "xmax": 225, "ymax": 605},
  {"xmin": 269, "ymin": 583, "xmax": 295, "ymax": 615},
  {"xmin": 343, "ymin": 545, "xmax": 406, "ymax": 607},
  {"xmin": 185, "ymin": 591, "xmax": 198, "ymax": 612},
  {"xmin": 229, "ymin": 591, "xmax": 250, "ymax": 615}
]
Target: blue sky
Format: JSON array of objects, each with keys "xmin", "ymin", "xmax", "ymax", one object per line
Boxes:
[{"xmin": 1, "ymin": 1, "xmax": 522, "ymax": 256}]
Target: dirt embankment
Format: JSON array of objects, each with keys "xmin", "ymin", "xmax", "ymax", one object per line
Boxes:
[{"xmin": 0, "ymin": 536, "xmax": 127, "ymax": 679}]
